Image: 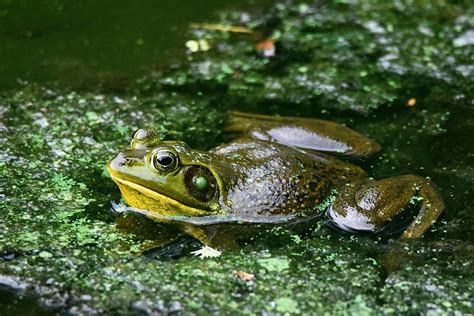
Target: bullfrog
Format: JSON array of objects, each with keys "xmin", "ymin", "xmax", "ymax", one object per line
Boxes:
[{"xmin": 107, "ymin": 111, "xmax": 444, "ymax": 250}]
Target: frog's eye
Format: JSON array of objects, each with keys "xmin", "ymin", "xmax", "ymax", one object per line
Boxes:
[
  {"xmin": 131, "ymin": 128, "xmax": 161, "ymax": 149},
  {"xmin": 151, "ymin": 149, "xmax": 178, "ymax": 173},
  {"xmin": 132, "ymin": 128, "xmax": 153, "ymax": 141},
  {"xmin": 185, "ymin": 166, "xmax": 218, "ymax": 202}
]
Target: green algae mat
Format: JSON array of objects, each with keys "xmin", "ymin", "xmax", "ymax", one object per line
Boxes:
[{"xmin": 1, "ymin": 0, "xmax": 473, "ymax": 314}]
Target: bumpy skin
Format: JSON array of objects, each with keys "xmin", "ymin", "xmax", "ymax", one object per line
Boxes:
[
  {"xmin": 210, "ymin": 138, "xmax": 366, "ymax": 216},
  {"xmin": 107, "ymin": 112, "xmax": 445, "ymax": 247}
]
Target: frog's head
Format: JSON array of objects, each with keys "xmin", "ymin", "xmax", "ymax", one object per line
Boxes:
[{"xmin": 107, "ymin": 128, "xmax": 228, "ymax": 217}]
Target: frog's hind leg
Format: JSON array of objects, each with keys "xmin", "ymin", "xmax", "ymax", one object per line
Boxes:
[
  {"xmin": 327, "ymin": 175, "xmax": 445, "ymax": 239},
  {"xmin": 224, "ymin": 111, "xmax": 380, "ymax": 158}
]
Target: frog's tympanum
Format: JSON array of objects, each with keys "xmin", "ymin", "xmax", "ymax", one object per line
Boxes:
[{"xmin": 107, "ymin": 112, "xmax": 444, "ymax": 249}]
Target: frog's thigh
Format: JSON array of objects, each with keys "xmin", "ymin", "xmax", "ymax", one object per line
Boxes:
[
  {"xmin": 225, "ymin": 111, "xmax": 380, "ymax": 158},
  {"xmin": 327, "ymin": 175, "xmax": 444, "ymax": 238}
]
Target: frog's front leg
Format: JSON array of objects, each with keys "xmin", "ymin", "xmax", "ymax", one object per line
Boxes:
[
  {"xmin": 326, "ymin": 175, "xmax": 444, "ymax": 239},
  {"xmin": 178, "ymin": 223, "xmax": 240, "ymax": 250}
]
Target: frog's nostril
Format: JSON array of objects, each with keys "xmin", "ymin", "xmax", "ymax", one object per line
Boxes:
[{"xmin": 108, "ymin": 153, "xmax": 129, "ymax": 169}]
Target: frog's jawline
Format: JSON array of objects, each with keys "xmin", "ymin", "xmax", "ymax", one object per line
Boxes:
[{"xmin": 110, "ymin": 175, "xmax": 209, "ymax": 217}]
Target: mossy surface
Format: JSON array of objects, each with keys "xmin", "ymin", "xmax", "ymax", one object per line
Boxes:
[{"xmin": 1, "ymin": 0, "xmax": 473, "ymax": 314}]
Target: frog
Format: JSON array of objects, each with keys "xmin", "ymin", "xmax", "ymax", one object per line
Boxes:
[{"xmin": 107, "ymin": 111, "xmax": 445, "ymax": 250}]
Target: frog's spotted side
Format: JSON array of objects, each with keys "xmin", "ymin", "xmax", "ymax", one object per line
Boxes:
[{"xmin": 107, "ymin": 112, "xmax": 444, "ymax": 248}]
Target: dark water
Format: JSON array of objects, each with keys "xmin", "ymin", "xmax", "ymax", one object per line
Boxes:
[
  {"xmin": 0, "ymin": 291, "xmax": 51, "ymax": 316},
  {"xmin": 0, "ymin": 0, "xmax": 270, "ymax": 90}
]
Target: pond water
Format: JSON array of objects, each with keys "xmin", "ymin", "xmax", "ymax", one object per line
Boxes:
[
  {"xmin": 0, "ymin": 0, "xmax": 270, "ymax": 90},
  {"xmin": 0, "ymin": 0, "xmax": 473, "ymax": 314}
]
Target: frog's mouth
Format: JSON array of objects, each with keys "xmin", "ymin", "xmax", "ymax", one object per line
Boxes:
[{"xmin": 110, "ymin": 175, "xmax": 211, "ymax": 217}]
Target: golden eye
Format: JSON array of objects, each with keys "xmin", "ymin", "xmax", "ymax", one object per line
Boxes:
[{"xmin": 151, "ymin": 150, "xmax": 178, "ymax": 173}]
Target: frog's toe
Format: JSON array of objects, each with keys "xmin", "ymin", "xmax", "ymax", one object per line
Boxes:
[
  {"xmin": 399, "ymin": 177, "xmax": 445, "ymax": 239},
  {"xmin": 191, "ymin": 245, "xmax": 222, "ymax": 258}
]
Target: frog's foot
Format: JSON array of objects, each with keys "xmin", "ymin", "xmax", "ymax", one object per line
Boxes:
[
  {"xmin": 327, "ymin": 175, "xmax": 445, "ymax": 239},
  {"xmin": 191, "ymin": 245, "xmax": 222, "ymax": 258}
]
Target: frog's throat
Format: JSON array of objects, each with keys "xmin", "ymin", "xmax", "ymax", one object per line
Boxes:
[{"xmin": 110, "ymin": 176, "xmax": 211, "ymax": 217}]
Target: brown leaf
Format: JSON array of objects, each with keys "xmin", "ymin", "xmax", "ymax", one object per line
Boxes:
[
  {"xmin": 255, "ymin": 38, "xmax": 276, "ymax": 57},
  {"xmin": 233, "ymin": 270, "xmax": 255, "ymax": 282},
  {"xmin": 406, "ymin": 98, "xmax": 417, "ymax": 107}
]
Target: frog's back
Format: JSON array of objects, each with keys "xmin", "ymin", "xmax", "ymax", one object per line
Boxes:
[{"xmin": 210, "ymin": 137, "xmax": 366, "ymax": 216}]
